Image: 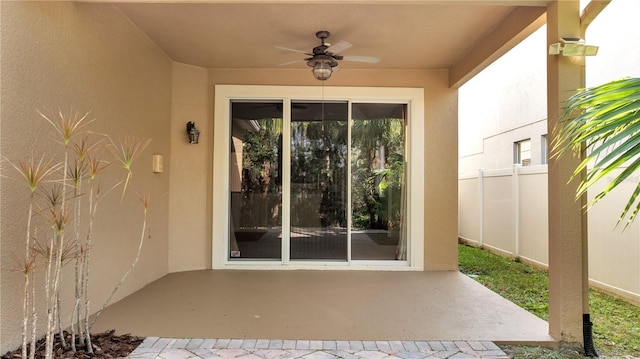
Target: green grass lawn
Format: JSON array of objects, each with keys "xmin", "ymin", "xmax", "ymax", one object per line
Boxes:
[{"xmin": 458, "ymin": 243, "xmax": 640, "ymax": 358}]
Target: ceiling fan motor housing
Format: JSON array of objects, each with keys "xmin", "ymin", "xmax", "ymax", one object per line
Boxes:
[{"xmin": 306, "ymin": 54, "xmax": 339, "ymax": 68}]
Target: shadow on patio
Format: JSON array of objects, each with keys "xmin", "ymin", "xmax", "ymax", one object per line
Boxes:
[{"xmin": 92, "ymin": 270, "xmax": 555, "ymax": 345}]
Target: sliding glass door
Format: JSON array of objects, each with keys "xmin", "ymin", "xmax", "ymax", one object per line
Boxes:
[
  {"xmin": 228, "ymin": 99, "xmax": 407, "ymax": 264},
  {"xmin": 290, "ymin": 102, "xmax": 348, "ymax": 260},
  {"xmin": 351, "ymin": 103, "xmax": 407, "ymax": 260},
  {"xmin": 229, "ymin": 101, "xmax": 283, "ymax": 260}
]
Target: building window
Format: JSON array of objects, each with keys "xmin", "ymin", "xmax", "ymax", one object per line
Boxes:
[
  {"xmin": 514, "ymin": 139, "xmax": 531, "ymax": 166},
  {"xmin": 541, "ymin": 134, "xmax": 548, "ymax": 165}
]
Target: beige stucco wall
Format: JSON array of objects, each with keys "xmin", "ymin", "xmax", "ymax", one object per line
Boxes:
[
  {"xmin": 166, "ymin": 68, "xmax": 458, "ymax": 271},
  {"xmin": 0, "ymin": 2, "xmax": 171, "ymax": 352},
  {"xmin": 168, "ymin": 63, "xmax": 211, "ymax": 272}
]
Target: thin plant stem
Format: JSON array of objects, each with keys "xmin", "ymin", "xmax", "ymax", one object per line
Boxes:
[
  {"xmin": 72, "ymin": 161, "xmax": 85, "ymax": 351},
  {"xmin": 80, "ymin": 155, "xmax": 108, "ymax": 354},
  {"xmin": 82, "ymin": 183, "xmax": 100, "ymax": 353},
  {"xmin": 6, "ymin": 153, "xmax": 58, "ymax": 359},
  {"xmin": 21, "ymin": 259, "xmax": 30, "ymax": 359},
  {"xmin": 29, "ymin": 269, "xmax": 37, "ymax": 359},
  {"xmin": 44, "ymin": 225, "xmax": 56, "ymax": 359},
  {"xmin": 21, "ymin": 197, "xmax": 34, "ymax": 359},
  {"xmin": 44, "ymin": 112, "xmax": 72, "ymax": 359},
  {"xmin": 90, "ymin": 195, "xmax": 149, "ymax": 329},
  {"xmin": 57, "ymin": 286, "xmax": 66, "ymax": 349},
  {"xmin": 49, "ymin": 170, "xmax": 68, "ymax": 358}
]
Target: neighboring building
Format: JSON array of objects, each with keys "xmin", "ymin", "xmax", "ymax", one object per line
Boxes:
[
  {"xmin": 460, "ymin": 0, "xmax": 640, "ymax": 173},
  {"xmin": 458, "ymin": 0, "xmax": 640, "ymax": 304},
  {"xmin": 459, "ymin": 25, "xmax": 548, "ymax": 173}
]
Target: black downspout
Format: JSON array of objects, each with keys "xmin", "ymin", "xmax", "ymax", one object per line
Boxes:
[{"xmin": 583, "ymin": 313, "xmax": 599, "ymax": 357}]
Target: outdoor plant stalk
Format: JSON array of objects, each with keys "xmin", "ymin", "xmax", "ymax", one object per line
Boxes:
[
  {"xmin": 6, "ymin": 110, "xmax": 151, "ymax": 359},
  {"xmin": 90, "ymin": 194, "xmax": 149, "ymax": 329},
  {"xmin": 71, "ymin": 168, "xmax": 83, "ymax": 352},
  {"xmin": 8, "ymin": 154, "xmax": 58, "ymax": 359},
  {"xmin": 21, "ymin": 180, "xmax": 36, "ymax": 359},
  {"xmin": 45, "ymin": 115, "xmax": 72, "ymax": 359}
]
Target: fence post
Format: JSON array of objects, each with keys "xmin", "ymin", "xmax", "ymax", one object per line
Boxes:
[
  {"xmin": 478, "ymin": 168, "xmax": 484, "ymax": 248},
  {"xmin": 513, "ymin": 164, "xmax": 521, "ymax": 259}
]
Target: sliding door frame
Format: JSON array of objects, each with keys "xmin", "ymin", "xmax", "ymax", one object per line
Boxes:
[{"xmin": 212, "ymin": 85, "xmax": 424, "ymax": 270}]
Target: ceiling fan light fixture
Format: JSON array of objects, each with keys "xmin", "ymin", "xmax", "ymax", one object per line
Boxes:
[
  {"xmin": 277, "ymin": 30, "xmax": 379, "ymax": 81},
  {"xmin": 312, "ymin": 61, "xmax": 333, "ymax": 81}
]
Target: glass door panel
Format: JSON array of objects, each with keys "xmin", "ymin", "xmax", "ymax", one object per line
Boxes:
[
  {"xmin": 290, "ymin": 101, "xmax": 348, "ymax": 261},
  {"xmin": 229, "ymin": 101, "xmax": 283, "ymax": 260},
  {"xmin": 228, "ymin": 99, "xmax": 408, "ymax": 263},
  {"xmin": 351, "ymin": 103, "xmax": 408, "ymax": 260}
]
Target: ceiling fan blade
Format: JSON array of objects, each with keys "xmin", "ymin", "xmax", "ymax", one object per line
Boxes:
[
  {"xmin": 275, "ymin": 46, "xmax": 312, "ymax": 55},
  {"xmin": 341, "ymin": 55, "xmax": 381, "ymax": 64},
  {"xmin": 327, "ymin": 40, "xmax": 352, "ymax": 54},
  {"xmin": 277, "ymin": 59, "xmax": 306, "ymax": 67}
]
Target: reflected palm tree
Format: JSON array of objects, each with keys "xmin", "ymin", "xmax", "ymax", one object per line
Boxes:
[{"xmin": 351, "ymin": 114, "xmax": 407, "ymax": 260}]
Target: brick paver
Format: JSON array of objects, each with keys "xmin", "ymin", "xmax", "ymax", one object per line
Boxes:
[{"xmin": 127, "ymin": 338, "xmax": 510, "ymax": 359}]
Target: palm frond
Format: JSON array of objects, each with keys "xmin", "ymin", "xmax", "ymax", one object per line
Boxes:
[{"xmin": 553, "ymin": 77, "xmax": 640, "ymax": 227}]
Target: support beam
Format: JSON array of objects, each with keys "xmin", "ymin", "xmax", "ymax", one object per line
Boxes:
[
  {"xmin": 546, "ymin": 0, "xmax": 586, "ymax": 343},
  {"xmin": 449, "ymin": 6, "xmax": 546, "ymax": 88},
  {"xmin": 581, "ymin": 0, "xmax": 611, "ymax": 35}
]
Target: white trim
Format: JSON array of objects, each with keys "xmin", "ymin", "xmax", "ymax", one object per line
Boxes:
[
  {"xmin": 347, "ymin": 102, "xmax": 353, "ymax": 265},
  {"xmin": 212, "ymin": 85, "xmax": 425, "ymax": 270},
  {"xmin": 282, "ymin": 98, "xmax": 292, "ymax": 265}
]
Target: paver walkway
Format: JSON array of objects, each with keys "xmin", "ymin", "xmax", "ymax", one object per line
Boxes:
[{"xmin": 128, "ymin": 338, "xmax": 510, "ymax": 359}]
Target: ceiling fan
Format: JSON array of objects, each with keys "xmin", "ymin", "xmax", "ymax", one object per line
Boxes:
[{"xmin": 276, "ymin": 30, "xmax": 380, "ymax": 81}]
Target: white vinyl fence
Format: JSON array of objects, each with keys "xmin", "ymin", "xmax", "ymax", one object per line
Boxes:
[{"xmin": 459, "ymin": 165, "xmax": 640, "ymax": 305}]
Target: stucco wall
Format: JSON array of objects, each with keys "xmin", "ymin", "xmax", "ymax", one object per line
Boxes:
[
  {"xmin": 168, "ymin": 63, "xmax": 211, "ymax": 272},
  {"xmin": 0, "ymin": 2, "xmax": 171, "ymax": 352},
  {"xmin": 173, "ymin": 68, "xmax": 459, "ymax": 271}
]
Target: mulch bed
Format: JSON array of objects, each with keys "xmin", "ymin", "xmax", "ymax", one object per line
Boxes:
[{"xmin": 2, "ymin": 330, "xmax": 144, "ymax": 359}]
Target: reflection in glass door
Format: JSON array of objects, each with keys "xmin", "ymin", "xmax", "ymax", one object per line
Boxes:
[
  {"xmin": 351, "ymin": 103, "xmax": 407, "ymax": 260},
  {"xmin": 228, "ymin": 100, "xmax": 407, "ymax": 263},
  {"xmin": 290, "ymin": 102, "xmax": 348, "ymax": 260},
  {"xmin": 229, "ymin": 101, "xmax": 283, "ymax": 260}
]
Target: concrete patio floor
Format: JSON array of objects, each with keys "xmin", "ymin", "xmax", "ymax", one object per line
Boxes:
[{"xmin": 92, "ymin": 270, "xmax": 555, "ymax": 345}]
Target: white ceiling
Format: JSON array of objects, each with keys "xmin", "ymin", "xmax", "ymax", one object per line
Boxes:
[{"xmin": 110, "ymin": 1, "xmax": 548, "ymax": 80}]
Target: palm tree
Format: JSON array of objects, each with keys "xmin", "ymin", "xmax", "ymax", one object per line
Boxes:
[{"xmin": 553, "ymin": 77, "xmax": 640, "ymax": 228}]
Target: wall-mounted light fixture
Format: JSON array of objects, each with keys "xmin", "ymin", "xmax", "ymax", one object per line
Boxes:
[
  {"xmin": 549, "ymin": 37, "xmax": 599, "ymax": 56},
  {"xmin": 186, "ymin": 121, "xmax": 200, "ymax": 144},
  {"xmin": 152, "ymin": 154, "xmax": 163, "ymax": 173}
]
